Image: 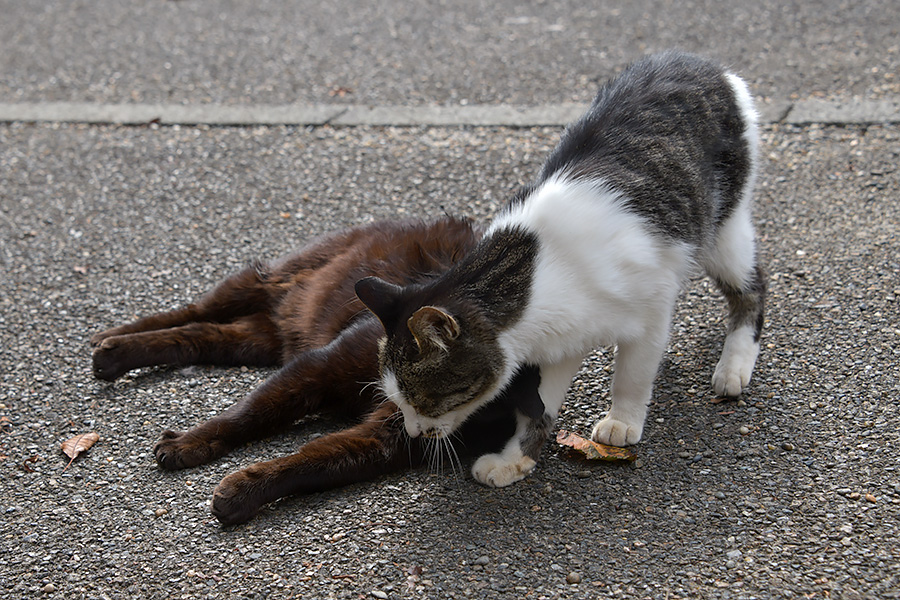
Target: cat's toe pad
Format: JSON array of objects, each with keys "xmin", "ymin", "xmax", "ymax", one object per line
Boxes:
[
  {"xmin": 472, "ymin": 452, "xmax": 536, "ymax": 488},
  {"xmin": 591, "ymin": 416, "xmax": 643, "ymax": 447}
]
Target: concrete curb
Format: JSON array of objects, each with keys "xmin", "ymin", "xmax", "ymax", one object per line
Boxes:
[
  {"xmin": 1, "ymin": 98, "xmax": 898, "ymax": 127},
  {"xmin": 783, "ymin": 98, "xmax": 900, "ymax": 124}
]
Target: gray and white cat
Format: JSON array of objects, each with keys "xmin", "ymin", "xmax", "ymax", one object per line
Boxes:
[{"xmin": 356, "ymin": 51, "xmax": 766, "ymax": 488}]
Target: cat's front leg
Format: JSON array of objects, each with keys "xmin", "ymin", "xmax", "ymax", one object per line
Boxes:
[
  {"xmin": 155, "ymin": 318, "xmax": 382, "ymax": 470},
  {"xmin": 472, "ymin": 451, "xmax": 537, "ymax": 488},
  {"xmin": 154, "ymin": 429, "xmax": 235, "ymax": 470},
  {"xmin": 592, "ymin": 334, "xmax": 668, "ymax": 447},
  {"xmin": 210, "ymin": 403, "xmax": 419, "ymax": 525},
  {"xmin": 472, "ymin": 357, "xmax": 580, "ymax": 487}
]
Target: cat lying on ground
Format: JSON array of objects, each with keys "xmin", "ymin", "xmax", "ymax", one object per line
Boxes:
[
  {"xmin": 93, "ymin": 217, "xmax": 545, "ymax": 525},
  {"xmin": 93, "ymin": 50, "xmax": 765, "ymax": 525}
]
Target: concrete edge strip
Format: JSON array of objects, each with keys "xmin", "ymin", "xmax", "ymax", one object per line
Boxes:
[{"xmin": 0, "ymin": 99, "xmax": 898, "ymax": 127}]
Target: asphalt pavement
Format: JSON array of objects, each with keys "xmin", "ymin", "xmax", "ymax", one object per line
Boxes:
[{"xmin": 1, "ymin": 1, "xmax": 899, "ymax": 599}]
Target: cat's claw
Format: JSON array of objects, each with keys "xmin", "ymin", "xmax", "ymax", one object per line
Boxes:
[
  {"xmin": 154, "ymin": 430, "xmax": 226, "ymax": 470},
  {"xmin": 472, "ymin": 452, "xmax": 536, "ymax": 488},
  {"xmin": 591, "ymin": 416, "xmax": 643, "ymax": 447},
  {"xmin": 211, "ymin": 469, "xmax": 264, "ymax": 526}
]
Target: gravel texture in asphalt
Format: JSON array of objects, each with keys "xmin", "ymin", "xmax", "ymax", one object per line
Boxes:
[
  {"xmin": 1, "ymin": 0, "xmax": 899, "ymax": 106},
  {"xmin": 1, "ymin": 122, "xmax": 898, "ymax": 599}
]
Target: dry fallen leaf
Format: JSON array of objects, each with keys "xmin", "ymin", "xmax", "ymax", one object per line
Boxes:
[
  {"xmin": 329, "ymin": 86, "xmax": 354, "ymax": 97},
  {"xmin": 556, "ymin": 429, "xmax": 636, "ymax": 462},
  {"xmin": 60, "ymin": 432, "xmax": 99, "ymax": 471}
]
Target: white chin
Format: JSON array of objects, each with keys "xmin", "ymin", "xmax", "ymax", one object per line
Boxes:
[{"xmin": 404, "ymin": 420, "xmax": 422, "ymax": 437}]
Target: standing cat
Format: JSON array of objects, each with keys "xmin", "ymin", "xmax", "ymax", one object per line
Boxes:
[
  {"xmin": 93, "ymin": 217, "xmax": 545, "ymax": 525},
  {"xmin": 355, "ymin": 50, "xmax": 766, "ymax": 488}
]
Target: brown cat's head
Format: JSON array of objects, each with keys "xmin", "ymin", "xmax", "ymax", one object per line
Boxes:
[{"xmin": 355, "ymin": 276, "xmax": 507, "ymax": 439}]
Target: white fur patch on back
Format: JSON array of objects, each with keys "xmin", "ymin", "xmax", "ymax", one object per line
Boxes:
[
  {"xmin": 493, "ymin": 176, "xmax": 694, "ymax": 368},
  {"xmin": 724, "ymin": 72, "xmax": 760, "ymax": 205}
]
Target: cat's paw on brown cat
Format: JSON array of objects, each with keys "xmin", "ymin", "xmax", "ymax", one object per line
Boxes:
[
  {"xmin": 154, "ymin": 430, "xmax": 230, "ymax": 470},
  {"xmin": 211, "ymin": 469, "xmax": 266, "ymax": 526},
  {"xmin": 471, "ymin": 451, "xmax": 536, "ymax": 487}
]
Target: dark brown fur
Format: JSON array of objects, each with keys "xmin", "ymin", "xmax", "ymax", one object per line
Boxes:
[{"xmin": 92, "ymin": 217, "xmax": 543, "ymax": 525}]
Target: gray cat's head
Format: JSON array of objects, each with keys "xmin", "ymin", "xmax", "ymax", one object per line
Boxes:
[{"xmin": 355, "ymin": 276, "xmax": 506, "ymax": 439}]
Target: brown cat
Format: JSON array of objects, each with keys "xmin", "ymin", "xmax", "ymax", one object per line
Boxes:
[{"xmin": 92, "ymin": 217, "xmax": 544, "ymax": 525}]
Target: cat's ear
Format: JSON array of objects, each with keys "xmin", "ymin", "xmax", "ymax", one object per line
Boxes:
[
  {"xmin": 355, "ymin": 277, "xmax": 404, "ymax": 330},
  {"xmin": 407, "ymin": 306, "xmax": 460, "ymax": 353}
]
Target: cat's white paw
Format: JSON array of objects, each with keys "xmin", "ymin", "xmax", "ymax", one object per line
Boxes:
[
  {"xmin": 712, "ymin": 361, "xmax": 752, "ymax": 397},
  {"xmin": 472, "ymin": 452, "xmax": 536, "ymax": 488},
  {"xmin": 712, "ymin": 325, "xmax": 759, "ymax": 397},
  {"xmin": 591, "ymin": 416, "xmax": 644, "ymax": 447}
]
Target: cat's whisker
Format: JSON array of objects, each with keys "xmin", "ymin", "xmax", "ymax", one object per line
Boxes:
[
  {"xmin": 433, "ymin": 438, "xmax": 443, "ymax": 477},
  {"xmin": 434, "ymin": 436, "xmax": 444, "ymax": 473},
  {"xmin": 425, "ymin": 437, "xmax": 438, "ymax": 475},
  {"xmin": 441, "ymin": 435, "xmax": 463, "ymax": 484},
  {"xmin": 358, "ymin": 380, "xmax": 381, "ymax": 397},
  {"xmin": 373, "ymin": 387, "xmax": 405, "ymax": 409}
]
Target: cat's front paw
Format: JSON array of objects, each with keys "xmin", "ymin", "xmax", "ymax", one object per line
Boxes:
[
  {"xmin": 154, "ymin": 429, "xmax": 227, "ymax": 470},
  {"xmin": 472, "ymin": 452, "xmax": 536, "ymax": 488},
  {"xmin": 91, "ymin": 337, "xmax": 130, "ymax": 381},
  {"xmin": 211, "ymin": 470, "xmax": 265, "ymax": 526},
  {"xmin": 591, "ymin": 416, "xmax": 643, "ymax": 447}
]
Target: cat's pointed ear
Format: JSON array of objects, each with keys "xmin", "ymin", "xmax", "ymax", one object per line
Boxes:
[
  {"xmin": 355, "ymin": 276, "xmax": 404, "ymax": 330},
  {"xmin": 407, "ymin": 306, "xmax": 460, "ymax": 353}
]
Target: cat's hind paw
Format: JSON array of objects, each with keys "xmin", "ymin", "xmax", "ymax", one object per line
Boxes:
[
  {"xmin": 154, "ymin": 429, "xmax": 228, "ymax": 470},
  {"xmin": 712, "ymin": 325, "xmax": 760, "ymax": 398},
  {"xmin": 591, "ymin": 416, "xmax": 643, "ymax": 447},
  {"xmin": 472, "ymin": 451, "xmax": 536, "ymax": 488}
]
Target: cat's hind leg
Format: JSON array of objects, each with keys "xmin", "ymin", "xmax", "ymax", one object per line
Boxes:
[
  {"xmin": 91, "ymin": 263, "xmax": 271, "ymax": 347},
  {"xmin": 92, "ymin": 314, "xmax": 281, "ymax": 380},
  {"xmin": 704, "ymin": 206, "xmax": 767, "ymax": 398},
  {"xmin": 709, "ymin": 263, "xmax": 766, "ymax": 397}
]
